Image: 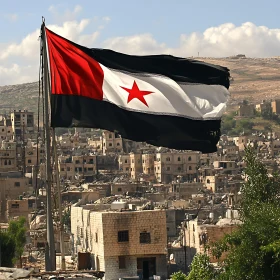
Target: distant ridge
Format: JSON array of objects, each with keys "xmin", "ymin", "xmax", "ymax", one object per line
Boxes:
[{"xmin": 1, "ymin": 57, "xmax": 280, "ymax": 115}]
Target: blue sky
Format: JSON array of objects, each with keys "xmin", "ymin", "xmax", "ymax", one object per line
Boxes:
[{"xmin": 1, "ymin": 0, "xmax": 280, "ymax": 85}]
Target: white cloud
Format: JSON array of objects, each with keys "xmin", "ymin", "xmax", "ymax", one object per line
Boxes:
[
  {"xmin": 1, "ymin": 21, "xmax": 280, "ymax": 86},
  {"xmin": 104, "ymin": 22, "xmax": 280, "ymax": 58}
]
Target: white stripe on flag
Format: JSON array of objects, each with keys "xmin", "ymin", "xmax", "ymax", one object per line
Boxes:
[{"xmin": 101, "ymin": 64, "xmax": 230, "ymax": 120}]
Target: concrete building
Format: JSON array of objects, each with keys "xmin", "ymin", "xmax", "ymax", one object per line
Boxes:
[
  {"xmin": 118, "ymin": 154, "xmax": 131, "ymax": 174},
  {"xmin": 237, "ymin": 103, "xmax": 255, "ymax": 117},
  {"xmin": 11, "ymin": 110, "xmax": 34, "ymax": 141},
  {"xmin": 73, "ymin": 209, "xmax": 167, "ymax": 280},
  {"xmin": 130, "ymin": 153, "xmax": 142, "ymax": 180},
  {"xmin": 271, "ymin": 100, "xmax": 280, "ymax": 114},
  {"xmin": 102, "ymin": 131, "xmax": 123, "ymax": 154},
  {"xmin": 0, "ymin": 141, "xmax": 17, "ymax": 172},
  {"xmin": 142, "ymin": 153, "xmax": 155, "ymax": 177},
  {"xmin": 183, "ymin": 218, "xmax": 241, "ymax": 265},
  {"xmin": 0, "ymin": 117, "xmax": 13, "ymax": 140},
  {"xmin": 154, "ymin": 152, "xmax": 200, "ymax": 183}
]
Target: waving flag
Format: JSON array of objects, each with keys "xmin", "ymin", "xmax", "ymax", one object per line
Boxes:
[{"xmin": 44, "ymin": 27, "xmax": 230, "ymax": 153}]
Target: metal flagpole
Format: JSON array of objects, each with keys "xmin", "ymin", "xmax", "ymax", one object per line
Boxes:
[
  {"xmin": 52, "ymin": 129, "xmax": 66, "ymax": 270},
  {"xmin": 41, "ymin": 19, "xmax": 56, "ymax": 271}
]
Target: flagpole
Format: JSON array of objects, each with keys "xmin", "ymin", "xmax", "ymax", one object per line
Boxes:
[
  {"xmin": 52, "ymin": 129, "xmax": 66, "ymax": 270},
  {"xmin": 41, "ymin": 19, "xmax": 56, "ymax": 271}
]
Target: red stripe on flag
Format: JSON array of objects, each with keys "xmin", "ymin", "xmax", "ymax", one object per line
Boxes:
[{"xmin": 45, "ymin": 28, "xmax": 104, "ymax": 100}]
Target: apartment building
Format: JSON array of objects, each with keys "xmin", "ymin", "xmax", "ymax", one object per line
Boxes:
[
  {"xmin": 71, "ymin": 207, "xmax": 167, "ymax": 280},
  {"xmin": 154, "ymin": 151, "xmax": 200, "ymax": 183},
  {"xmin": 102, "ymin": 131, "xmax": 123, "ymax": 154},
  {"xmin": 11, "ymin": 110, "xmax": 34, "ymax": 140}
]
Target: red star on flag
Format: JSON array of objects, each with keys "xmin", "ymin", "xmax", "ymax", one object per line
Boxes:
[{"xmin": 120, "ymin": 81, "xmax": 154, "ymax": 107}]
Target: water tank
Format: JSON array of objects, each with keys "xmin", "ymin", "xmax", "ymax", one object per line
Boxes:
[{"xmin": 19, "ymin": 195, "xmax": 23, "ymax": 200}]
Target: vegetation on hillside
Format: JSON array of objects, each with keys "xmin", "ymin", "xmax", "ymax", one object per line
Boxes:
[{"xmin": 187, "ymin": 148, "xmax": 280, "ymax": 280}]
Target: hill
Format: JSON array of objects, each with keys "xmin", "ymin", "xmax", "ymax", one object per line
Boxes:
[{"xmin": 1, "ymin": 56, "xmax": 280, "ymax": 115}]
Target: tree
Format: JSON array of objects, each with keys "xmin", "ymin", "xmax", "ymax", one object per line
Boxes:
[
  {"xmin": 171, "ymin": 271, "xmax": 188, "ymax": 280},
  {"xmin": 8, "ymin": 217, "xmax": 27, "ymax": 267},
  {"xmin": 0, "ymin": 231, "xmax": 16, "ymax": 267},
  {"xmin": 186, "ymin": 254, "xmax": 216, "ymax": 280},
  {"xmin": 186, "ymin": 148, "xmax": 280, "ymax": 280},
  {"xmin": 214, "ymin": 147, "xmax": 280, "ymax": 280}
]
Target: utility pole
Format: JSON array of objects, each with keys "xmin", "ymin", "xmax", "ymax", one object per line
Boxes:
[
  {"xmin": 53, "ymin": 130, "xmax": 66, "ymax": 270},
  {"xmin": 42, "ymin": 21, "xmax": 56, "ymax": 271}
]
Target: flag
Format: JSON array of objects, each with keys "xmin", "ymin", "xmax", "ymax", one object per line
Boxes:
[{"xmin": 44, "ymin": 27, "xmax": 230, "ymax": 153}]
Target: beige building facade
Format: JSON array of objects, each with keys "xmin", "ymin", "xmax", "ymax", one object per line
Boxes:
[
  {"xmin": 154, "ymin": 152, "xmax": 200, "ymax": 183},
  {"xmin": 71, "ymin": 208, "xmax": 167, "ymax": 280}
]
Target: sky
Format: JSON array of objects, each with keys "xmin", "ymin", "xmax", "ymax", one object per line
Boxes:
[{"xmin": 1, "ymin": 0, "xmax": 280, "ymax": 86}]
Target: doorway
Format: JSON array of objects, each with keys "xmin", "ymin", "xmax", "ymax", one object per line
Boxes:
[{"xmin": 137, "ymin": 257, "xmax": 156, "ymax": 280}]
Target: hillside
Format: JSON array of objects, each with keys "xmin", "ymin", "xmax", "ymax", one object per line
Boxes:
[{"xmin": 1, "ymin": 56, "xmax": 280, "ymax": 115}]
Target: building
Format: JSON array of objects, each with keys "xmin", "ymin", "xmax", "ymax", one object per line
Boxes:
[
  {"xmin": 6, "ymin": 198, "xmax": 34, "ymax": 221},
  {"xmin": 130, "ymin": 153, "xmax": 142, "ymax": 180},
  {"xmin": 0, "ymin": 141, "xmax": 17, "ymax": 172},
  {"xmin": 183, "ymin": 218, "xmax": 241, "ymax": 265},
  {"xmin": 118, "ymin": 154, "xmax": 131, "ymax": 174},
  {"xmin": 237, "ymin": 104, "xmax": 255, "ymax": 117},
  {"xmin": 271, "ymin": 100, "xmax": 280, "ymax": 114},
  {"xmin": 154, "ymin": 152, "xmax": 200, "ymax": 183},
  {"xmin": 142, "ymin": 153, "xmax": 155, "ymax": 177},
  {"xmin": 255, "ymin": 101, "xmax": 271, "ymax": 114},
  {"xmin": 11, "ymin": 110, "xmax": 34, "ymax": 141},
  {"xmin": 71, "ymin": 208, "xmax": 167, "ymax": 280},
  {"xmin": 102, "ymin": 131, "xmax": 123, "ymax": 154},
  {"xmin": 0, "ymin": 116, "xmax": 13, "ymax": 140}
]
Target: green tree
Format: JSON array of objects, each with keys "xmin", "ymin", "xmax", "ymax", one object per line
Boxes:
[
  {"xmin": 186, "ymin": 148, "xmax": 280, "ymax": 280},
  {"xmin": 8, "ymin": 217, "xmax": 27, "ymax": 267},
  {"xmin": 186, "ymin": 254, "xmax": 216, "ymax": 280},
  {"xmin": 171, "ymin": 271, "xmax": 188, "ymax": 280},
  {"xmin": 0, "ymin": 231, "xmax": 16, "ymax": 267},
  {"xmin": 214, "ymin": 148, "xmax": 280, "ymax": 280}
]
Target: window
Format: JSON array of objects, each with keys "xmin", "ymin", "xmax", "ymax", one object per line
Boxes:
[
  {"xmin": 124, "ymin": 159, "xmax": 128, "ymax": 164},
  {"xmin": 14, "ymin": 182, "xmax": 20, "ymax": 187},
  {"xmin": 166, "ymin": 166, "xmax": 170, "ymax": 171},
  {"xmin": 188, "ymin": 156, "xmax": 192, "ymax": 161},
  {"xmin": 67, "ymin": 167, "xmax": 70, "ymax": 171},
  {"xmin": 125, "ymin": 167, "xmax": 129, "ymax": 171},
  {"xmin": 178, "ymin": 167, "xmax": 181, "ymax": 172},
  {"xmin": 166, "ymin": 157, "xmax": 170, "ymax": 162},
  {"xmin": 4, "ymin": 160, "xmax": 7, "ymax": 165},
  {"xmin": 95, "ymin": 232, "xmax": 98, "ymax": 242},
  {"xmin": 75, "ymin": 160, "xmax": 80, "ymax": 164},
  {"xmin": 28, "ymin": 159, "xmax": 32, "ymax": 164},
  {"xmin": 1, "ymin": 129, "xmax": 4, "ymax": 132},
  {"xmin": 178, "ymin": 157, "xmax": 181, "ymax": 162},
  {"xmin": 109, "ymin": 143, "xmax": 112, "ymax": 147},
  {"xmin": 117, "ymin": 143, "xmax": 120, "ymax": 146},
  {"xmin": 118, "ymin": 230, "xmax": 129, "ymax": 242},
  {"xmin": 61, "ymin": 168, "xmax": 65, "ymax": 171},
  {"xmin": 189, "ymin": 166, "xmax": 192, "ymax": 171},
  {"xmin": 88, "ymin": 168, "xmax": 93, "ymax": 171},
  {"xmin": 109, "ymin": 134, "xmax": 112, "ymax": 139},
  {"xmin": 8, "ymin": 160, "xmax": 11, "ymax": 165},
  {"xmin": 11, "ymin": 203, "xmax": 19, "ymax": 209},
  {"xmin": 140, "ymin": 232, "xmax": 151, "ymax": 244},
  {"xmin": 119, "ymin": 256, "xmax": 126, "ymax": 269},
  {"xmin": 206, "ymin": 179, "xmax": 210, "ymax": 184},
  {"xmin": 118, "ymin": 188, "xmax": 122, "ymax": 192}
]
